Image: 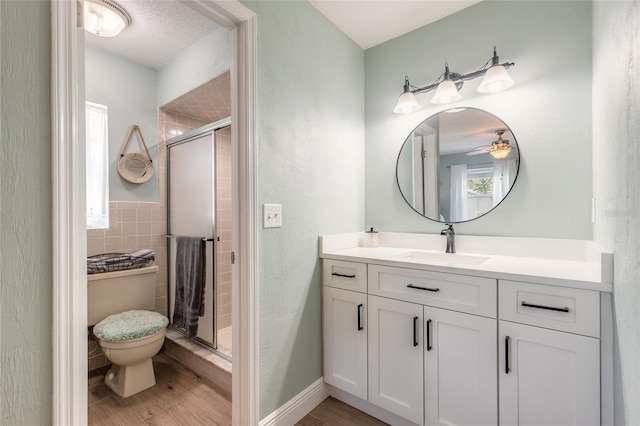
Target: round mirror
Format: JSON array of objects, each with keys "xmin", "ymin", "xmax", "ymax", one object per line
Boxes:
[{"xmin": 396, "ymin": 108, "xmax": 520, "ymax": 223}]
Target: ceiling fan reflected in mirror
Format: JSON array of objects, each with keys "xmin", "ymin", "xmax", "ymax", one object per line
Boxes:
[{"xmin": 466, "ymin": 130, "xmax": 513, "ymax": 160}]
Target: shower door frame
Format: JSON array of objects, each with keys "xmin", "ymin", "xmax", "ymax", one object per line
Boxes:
[{"xmin": 165, "ymin": 117, "xmax": 231, "ymax": 354}]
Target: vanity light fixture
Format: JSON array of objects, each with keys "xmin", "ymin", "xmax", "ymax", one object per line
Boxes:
[
  {"xmin": 430, "ymin": 64, "xmax": 462, "ymax": 105},
  {"xmin": 84, "ymin": 0, "xmax": 130, "ymax": 38},
  {"xmin": 393, "ymin": 77, "xmax": 422, "ymax": 114},
  {"xmin": 393, "ymin": 46, "xmax": 515, "ymax": 113},
  {"xmin": 488, "ymin": 130, "xmax": 512, "ymax": 160}
]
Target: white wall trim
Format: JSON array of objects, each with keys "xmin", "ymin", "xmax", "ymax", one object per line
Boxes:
[
  {"xmin": 259, "ymin": 378, "xmax": 329, "ymax": 426},
  {"xmin": 51, "ymin": 1, "xmax": 88, "ymax": 425},
  {"xmin": 184, "ymin": 3, "xmax": 259, "ymax": 424},
  {"xmin": 51, "ymin": 1, "xmax": 258, "ymax": 425}
]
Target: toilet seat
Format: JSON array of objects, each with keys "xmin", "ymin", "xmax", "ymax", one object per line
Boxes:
[
  {"xmin": 94, "ymin": 310, "xmax": 168, "ymax": 343},
  {"xmin": 99, "ymin": 328, "xmax": 166, "ymax": 350}
]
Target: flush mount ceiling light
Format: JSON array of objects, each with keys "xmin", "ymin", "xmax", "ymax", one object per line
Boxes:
[
  {"xmin": 393, "ymin": 46, "xmax": 515, "ymax": 113},
  {"xmin": 84, "ymin": 0, "xmax": 130, "ymax": 38}
]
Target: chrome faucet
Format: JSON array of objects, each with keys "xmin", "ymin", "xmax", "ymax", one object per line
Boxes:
[{"xmin": 440, "ymin": 224, "xmax": 456, "ymax": 253}]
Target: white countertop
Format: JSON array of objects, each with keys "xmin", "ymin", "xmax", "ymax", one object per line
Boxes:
[{"xmin": 320, "ymin": 232, "xmax": 614, "ymax": 292}]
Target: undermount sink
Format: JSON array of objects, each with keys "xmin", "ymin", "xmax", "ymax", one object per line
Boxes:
[{"xmin": 392, "ymin": 250, "xmax": 489, "ymax": 266}]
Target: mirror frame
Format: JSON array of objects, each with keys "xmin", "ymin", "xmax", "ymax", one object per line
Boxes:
[{"xmin": 395, "ymin": 107, "xmax": 521, "ymax": 224}]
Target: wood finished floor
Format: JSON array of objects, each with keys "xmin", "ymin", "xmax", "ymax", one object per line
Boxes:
[
  {"xmin": 88, "ymin": 353, "xmax": 386, "ymax": 425},
  {"xmin": 296, "ymin": 397, "xmax": 388, "ymax": 426},
  {"xmin": 88, "ymin": 354, "xmax": 231, "ymax": 425}
]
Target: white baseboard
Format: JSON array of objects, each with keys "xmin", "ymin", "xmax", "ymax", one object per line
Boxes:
[{"xmin": 259, "ymin": 378, "xmax": 329, "ymax": 426}]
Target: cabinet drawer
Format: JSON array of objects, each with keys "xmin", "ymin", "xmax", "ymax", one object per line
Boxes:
[
  {"xmin": 323, "ymin": 259, "xmax": 367, "ymax": 293},
  {"xmin": 499, "ymin": 280, "xmax": 600, "ymax": 337},
  {"xmin": 368, "ymin": 264, "xmax": 497, "ymax": 317}
]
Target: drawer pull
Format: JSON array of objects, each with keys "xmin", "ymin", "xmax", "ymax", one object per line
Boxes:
[
  {"xmin": 505, "ymin": 336, "xmax": 511, "ymax": 374},
  {"xmin": 357, "ymin": 304, "xmax": 364, "ymax": 331},
  {"xmin": 407, "ymin": 284, "xmax": 440, "ymax": 292},
  {"xmin": 521, "ymin": 301, "xmax": 570, "ymax": 313},
  {"xmin": 426, "ymin": 319, "xmax": 432, "ymax": 351},
  {"xmin": 332, "ymin": 272, "xmax": 356, "ymax": 279},
  {"xmin": 413, "ymin": 316, "xmax": 419, "ymax": 347}
]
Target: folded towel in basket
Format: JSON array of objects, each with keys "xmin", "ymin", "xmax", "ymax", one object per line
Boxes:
[{"xmin": 131, "ymin": 248, "xmax": 155, "ymax": 260}]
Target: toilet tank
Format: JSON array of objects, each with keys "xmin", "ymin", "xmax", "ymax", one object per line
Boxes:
[{"xmin": 87, "ymin": 265, "xmax": 159, "ymax": 326}]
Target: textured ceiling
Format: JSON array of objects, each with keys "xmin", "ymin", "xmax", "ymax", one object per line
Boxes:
[
  {"xmin": 84, "ymin": 0, "xmax": 221, "ymax": 69},
  {"xmin": 309, "ymin": 0, "xmax": 483, "ymax": 49}
]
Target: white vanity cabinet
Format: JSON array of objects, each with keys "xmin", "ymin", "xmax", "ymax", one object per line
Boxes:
[
  {"xmin": 322, "ymin": 258, "xmax": 369, "ymax": 400},
  {"xmin": 324, "ymin": 259, "xmax": 499, "ymax": 426},
  {"xmin": 322, "ymin": 286, "xmax": 368, "ymax": 400},
  {"xmin": 423, "ymin": 306, "xmax": 497, "ymax": 426},
  {"xmin": 368, "ymin": 295, "xmax": 424, "ymax": 424},
  {"xmin": 498, "ymin": 280, "xmax": 601, "ymax": 426},
  {"xmin": 498, "ymin": 321, "xmax": 600, "ymax": 426},
  {"xmin": 322, "ymin": 257, "xmax": 607, "ymax": 426},
  {"xmin": 320, "ymin": 233, "xmax": 612, "ymax": 426}
]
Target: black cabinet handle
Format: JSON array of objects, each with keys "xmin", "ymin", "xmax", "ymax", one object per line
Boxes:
[
  {"xmin": 357, "ymin": 304, "xmax": 363, "ymax": 331},
  {"xmin": 407, "ymin": 284, "xmax": 440, "ymax": 292},
  {"xmin": 332, "ymin": 272, "xmax": 355, "ymax": 278},
  {"xmin": 521, "ymin": 301, "xmax": 570, "ymax": 313},
  {"xmin": 505, "ymin": 336, "xmax": 511, "ymax": 374},
  {"xmin": 426, "ymin": 319, "xmax": 432, "ymax": 351},
  {"xmin": 413, "ymin": 316, "xmax": 419, "ymax": 347}
]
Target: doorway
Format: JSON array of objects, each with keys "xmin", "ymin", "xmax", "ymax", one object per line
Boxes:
[{"xmin": 51, "ymin": 1, "xmax": 258, "ymax": 425}]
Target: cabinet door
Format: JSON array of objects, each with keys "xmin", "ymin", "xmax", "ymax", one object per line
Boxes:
[
  {"xmin": 368, "ymin": 295, "xmax": 424, "ymax": 425},
  {"xmin": 424, "ymin": 307, "xmax": 497, "ymax": 426},
  {"xmin": 499, "ymin": 321, "xmax": 600, "ymax": 426},
  {"xmin": 323, "ymin": 287, "xmax": 367, "ymax": 400}
]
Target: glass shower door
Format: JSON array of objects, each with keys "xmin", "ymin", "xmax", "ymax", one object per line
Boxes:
[{"xmin": 167, "ymin": 133, "xmax": 216, "ymax": 347}]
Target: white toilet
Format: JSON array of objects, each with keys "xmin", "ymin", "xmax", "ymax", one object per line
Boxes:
[{"xmin": 88, "ymin": 265, "xmax": 168, "ymax": 397}]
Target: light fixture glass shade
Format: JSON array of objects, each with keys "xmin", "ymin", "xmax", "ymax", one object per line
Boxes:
[
  {"xmin": 478, "ymin": 65, "xmax": 514, "ymax": 93},
  {"xmin": 489, "ymin": 145, "xmax": 512, "ymax": 159},
  {"xmin": 431, "ymin": 80, "xmax": 462, "ymax": 104},
  {"xmin": 84, "ymin": 0, "xmax": 130, "ymax": 38},
  {"xmin": 393, "ymin": 91, "xmax": 421, "ymax": 114}
]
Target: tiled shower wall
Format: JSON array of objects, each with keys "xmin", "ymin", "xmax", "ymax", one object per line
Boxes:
[{"xmin": 215, "ymin": 126, "xmax": 232, "ymax": 331}]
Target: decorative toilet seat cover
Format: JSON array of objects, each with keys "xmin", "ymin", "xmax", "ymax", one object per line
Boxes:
[{"xmin": 94, "ymin": 310, "xmax": 168, "ymax": 343}]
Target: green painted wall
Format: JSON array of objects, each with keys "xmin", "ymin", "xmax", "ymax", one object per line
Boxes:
[
  {"xmin": 0, "ymin": 0, "xmax": 52, "ymax": 423},
  {"xmin": 365, "ymin": 1, "xmax": 593, "ymax": 239},
  {"xmin": 593, "ymin": 1, "xmax": 640, "ymax": 424},
  {"xmin": 240, "ymin": 0, "xmax": 365, "ymax": 419},
  {"xmin": 85, "ymin": 47, "xmax": 159, "ymax": 202}
]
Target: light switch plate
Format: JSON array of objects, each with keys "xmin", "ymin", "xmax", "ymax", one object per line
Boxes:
[{"xmin": 263, "ymin": 204, "xmax": 282, "ymax": 228}]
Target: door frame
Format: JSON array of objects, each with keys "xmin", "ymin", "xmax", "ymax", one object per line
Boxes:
[{"xmin": 50, "ymin": 1, "xmax": 258, "ymax": 424}]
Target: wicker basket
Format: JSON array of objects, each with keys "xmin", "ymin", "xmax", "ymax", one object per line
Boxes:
[{"xmin": 87, "ymin": 251, "xmax": 154, "ymax": 274}]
